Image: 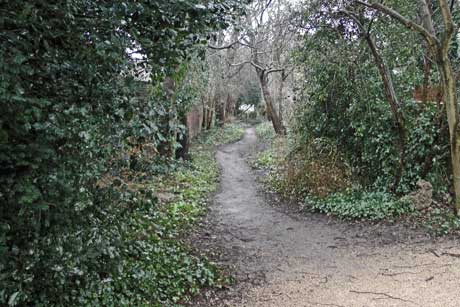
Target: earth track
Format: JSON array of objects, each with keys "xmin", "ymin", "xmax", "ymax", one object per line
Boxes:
[{"xmin": 197, "ymin": 127, "xmax": 460, "ymax": 307}]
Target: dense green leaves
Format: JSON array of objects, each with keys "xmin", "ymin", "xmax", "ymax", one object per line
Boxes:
[
  {"xmin": 306, "ymin": 190, "xmax": 414, "ymax": 220},
  {"xmin": 291, "ymin": 6, "xmax": 449, "ymax": 194},
  {"xmin": 0, "ymin": 0, "xmax": 244, "ymax": 305}
]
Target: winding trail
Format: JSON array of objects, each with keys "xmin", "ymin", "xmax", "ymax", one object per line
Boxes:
[{"xmin": 207, "ymin": 127, "xmax": 460, "ymax": 307}]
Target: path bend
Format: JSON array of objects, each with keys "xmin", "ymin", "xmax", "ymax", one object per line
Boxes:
[{"xmin": 210, "ymin": 127, "xmax": 460, "ymax": 307}]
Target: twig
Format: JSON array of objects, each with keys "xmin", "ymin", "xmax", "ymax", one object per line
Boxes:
[
  {"xmin": 306, "ymin": 301, "xmax": 346, "ymax": 307},
  {"xmin": 380, "ymin": 271, "xmax": 420, "ymax": 277},
  {"xmin": 350, "ymin": 290, "xmax": 417, "ymax": 305},
  {"xmin": 208, "ymin": 40, "xmax": 240, "ymax": 50},
  {"xmin": 392, "ymin": 263, "xmax": 452, "ymax": 269},
  {"xmin": 392, "ymin": 262, "xmax": 435, "ymax": 269},
  {"xmin": 442, "ymin": 252, "xmax": 460, "ymax": 258},
  {"xmin": 430, "ymin": 249, "xmax": 441, "ymax": 257}
]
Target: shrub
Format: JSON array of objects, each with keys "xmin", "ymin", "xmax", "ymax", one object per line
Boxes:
[
  {"xmin": 0, "ymin": 1, "xmax": 242, "ymax": 305},
  {"xmin": 282, "ymin": 138, "xmax": 352, "ymax": 199}
]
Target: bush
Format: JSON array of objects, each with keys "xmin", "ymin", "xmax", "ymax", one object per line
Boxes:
[
  {"xmin": 281, "ymin": 138, "xmax": 352, "ymax": 198},
  {"xmin": 291, "ymin": 24, "xmax": 449, "ymax": 194},
  {"xmin": 0, "ymin": 1, "xmax": 242, "ymax": 306},
  {"xmin": 254, "ymin": 131, "xmax": 351, "ymax": 199}
]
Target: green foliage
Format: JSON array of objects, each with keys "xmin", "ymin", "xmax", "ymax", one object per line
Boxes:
[
  {"xmin": 255, "ymin": 121, "xmax": 276, "ymax": 142},
  {"xmin": 254, "ymin": 125, "xmax": 412, "ymax": 221},
  {"xmin": 198, "ymin": 122, "xmax": 245, "ymax": 146},
  {"xmin": 0, "ymin": 0, "xmax": 245, "ymax": 305},
  {"xmin": 306, "ymin": 190, "xmax": 414, "ymax": 221},
  {"xmin": 254, "ymin": 150, "xmax": 276, "ymax": 170},
  {"xmin": 424, "ymin": 208, "xmax": 460, "ymax": 236},
  {"xmin": 0, "ymin": 120, "xmax": 238, "ymax": 306},
  {"xmin": 291, "ymin": 9, "xmax": 449, "ymax": 194}
]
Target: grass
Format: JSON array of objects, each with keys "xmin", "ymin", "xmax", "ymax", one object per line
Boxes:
[{"xmin": 197, "ymin": 122, "xmax": 245, "ymax": 146}]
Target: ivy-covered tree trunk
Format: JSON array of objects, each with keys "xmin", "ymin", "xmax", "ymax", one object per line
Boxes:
[
  {"xmin": 364, "ymin": 34, "xmax": 406, "ymax": 192},
  {"xmin": 158, "ymin": 77, "xmax": 177, "ymax": 158}
]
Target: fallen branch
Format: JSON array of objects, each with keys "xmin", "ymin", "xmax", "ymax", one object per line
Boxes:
[
  {"xmin": 379, "ymin": 271, "xmax": 420, "ymax": 277},
  {"xmin": 350, "ymin": 290, "xmax": 417, "ymax": 305},
  {"xmin": 306, "ymin": 301, "xmax": 346, "ymax": 307},
  {"xmin": 442, "ymin": 252, "xmax": 460, "ymax": 258},
  {"xmin": 430, "ymin": 249, "xmax": 442, "ymax": 257}
]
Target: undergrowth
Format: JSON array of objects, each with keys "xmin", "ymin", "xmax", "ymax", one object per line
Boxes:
[
  {"xmin": 254, "ymin": 122, "xmax": 414, "ymax": 222},
  {"xmin": 198, "ymin": 122, "xmax": 245, "ymax": 146},
  {"xmin": 255, "ymin": 121, "xmax": 276, "ymax": 142},
  {"xmin": 305, "ymin": 190, "xmax": 413, "ymax": 221},
  {"xmin": 1, "ymin": 123, "xmax": 244, "ymax": 307},
  {"xmin": 423, "ymin": 207, "xmax": 460, "ymax": 236}
]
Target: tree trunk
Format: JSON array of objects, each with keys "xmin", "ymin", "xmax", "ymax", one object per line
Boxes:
[
  {"xmin": 438, "ymin": 0, "xmax": 460, "ymax": 215},
  {"xmin": 439, "ymin": 55, "xmax": 460, "ymax": 214},
  {"xmin": 158, "ymin": 77, "xmax": 177, "ymax": 158},
  {"xmin": 364, "ymin": 34, "xmax": 406, "ymax": 192},
  {"xmin": 203, "ymin": 98, "xmax": 213, "ymax": 130},
  {"xmin": 422, "ymin": 55, "xmax": 432, "ymax": 104},
  {"xmin": 278, "ymin": 71, "xmax": 286, "ymax": 124},
  {"xmin": 417, "ymin": 0, "xmax": 435, "ymax": 105},
  {"xmin": 226, "ymin": 94, "xmax": 236, "ymax": 117},
  {"xmin": 206, "ymin": 106, "xmax": 214, "ymax": 130},
  {"xmin": 258, "ymin": 71, "xmax": 285, "ymax": 135}
]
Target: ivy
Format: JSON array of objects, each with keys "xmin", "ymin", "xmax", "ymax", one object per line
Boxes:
[{"xmin": 0, "ymin": 0, "xmax": 245, "ymax": 305}]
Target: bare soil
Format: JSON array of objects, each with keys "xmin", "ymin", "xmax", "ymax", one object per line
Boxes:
[{"xmin": 190, "ymin": 128, "xmax": 460, "ymax": 307}]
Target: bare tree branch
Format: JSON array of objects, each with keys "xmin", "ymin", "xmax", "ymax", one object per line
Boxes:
[
  {"xmin": 207, "ymin": 40, "xmax": 241, "ymax": 50},
  {"xmin": 266, "ymin": 68, "xmax": 285, "ymax": 74},
  {"xmin": 250, "ymin": 61, "xmax": 266, "ymax": 71},
  {"xmin": 230, "ymin": 60, "xmax": 251, "ymax": 67},
  {"xmin": 337, "ymin": 10, "xmax": 365, "ymax": 31},
  {"xmin": 354, "ymin": 0, "xmax": 439, "ymax": 47}
]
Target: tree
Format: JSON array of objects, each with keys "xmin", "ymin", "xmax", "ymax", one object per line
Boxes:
[
  {"xmin": 353, "ymin": 0, "xmax": 460, "ymax": 214},
  {"xmin": 334, "ymin": 7, "xmax": 407, "ymax": 191},
  {"xmin": 211, "ymin": 0, "xmax": 297, "ymax": 134}
]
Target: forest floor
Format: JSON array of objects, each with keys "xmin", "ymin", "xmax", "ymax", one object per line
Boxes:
[{"xmin": 190, "ymin": 127, "xmax": 460, "ymax": 307}]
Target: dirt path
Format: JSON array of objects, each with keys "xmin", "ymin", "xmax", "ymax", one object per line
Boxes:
[{"xmin": 203, "ymin": 127, "xmax": 460, "ymax": 307}]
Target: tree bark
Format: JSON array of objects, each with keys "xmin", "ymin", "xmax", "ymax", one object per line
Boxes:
[
  {"xmin": 418, "ymin": 0, "xmax": 435, "ymax": 105},
  {"xmin": 258, "ymin": 71, "xmax": 285, "ymax": 135},
  {"xmin": 278, "ymin": 70, "xmax": 286, "ymax": 124},
  {"xmin": 439, "ymin": 54, "xmax": 460, "ymax": 214}
]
